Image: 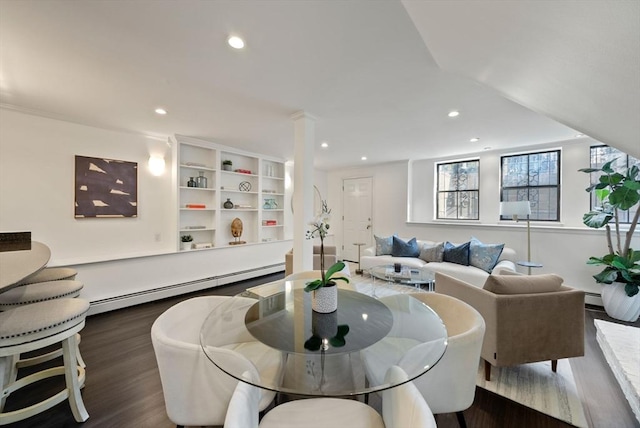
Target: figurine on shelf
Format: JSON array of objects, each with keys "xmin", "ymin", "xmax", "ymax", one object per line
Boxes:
[{"xmin": 229, "ymin": 218, "xmax": 246, "ymax": 245}]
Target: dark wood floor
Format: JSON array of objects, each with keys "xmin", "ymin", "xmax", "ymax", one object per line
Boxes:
[{"xmin": 4, "ymin": 273, "xmax": 639, "ymax": 428}]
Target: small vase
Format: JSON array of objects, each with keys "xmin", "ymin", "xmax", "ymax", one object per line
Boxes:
[
  {"xmin": 224, "ymin": 198, "xmax": 234, "ymax": 209},
  {"xmin": 602, "ymin": 282, "xmax": 640, "ymax": 322},
  {"xmin": 312, "ymin": 311, "xmax": 338, "ymax": 339},
  {"xmin": 312, "ymin": 283, "xmax": 338, "ymax": 313}
]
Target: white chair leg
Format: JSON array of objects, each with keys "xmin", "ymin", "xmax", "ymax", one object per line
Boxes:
[
  {"xmin": 75, "ymin": 333, "xmax": 86, "ymax": 370},
  {"xmin": 62, "ymin": 334, "xmax": 89, "ymax": 422}
]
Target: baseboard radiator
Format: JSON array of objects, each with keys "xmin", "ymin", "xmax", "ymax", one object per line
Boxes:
[{"xmin": 87, "ymin": 263, "xmax": 284, "ymax": 316}]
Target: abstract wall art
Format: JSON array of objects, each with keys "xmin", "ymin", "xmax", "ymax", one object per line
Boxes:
[{"xmin": 75, "ymin": 155, "xmax": 138, "ymax": 218}]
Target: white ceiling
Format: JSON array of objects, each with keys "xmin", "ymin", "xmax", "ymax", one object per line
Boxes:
[{"xmin": 1, "ymin": 1, "xmax": 634, "ymax": 170}]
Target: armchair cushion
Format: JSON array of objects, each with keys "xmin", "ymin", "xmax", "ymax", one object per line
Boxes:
[
  {"xmin": 483, "ymin": 273, "xmax": 563, "ymax": 294},
  {"xmin": 391, "ymin": 236, "xmax": 420, "ymax": 257}
]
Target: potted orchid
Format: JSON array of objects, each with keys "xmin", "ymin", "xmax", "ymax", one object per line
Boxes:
[{"xmin": 304, "ymin": 200, "xmax": 349, "ymax": 312}]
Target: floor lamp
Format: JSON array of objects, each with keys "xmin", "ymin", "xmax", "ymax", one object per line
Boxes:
[{"xmin": 500, "ymin": 201, "xmax": 535, "ymax": 274}]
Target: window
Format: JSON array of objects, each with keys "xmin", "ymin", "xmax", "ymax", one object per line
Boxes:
[
  {"xmin": 501, "ymin": 150, "xmax": 560, "ymax": 221},
  {"xmin": 589, "ymin": 145, "xmax": 639, "ymax": 224},
  {"xmin": 436, "ymin": 160, "xmax": 479, "ymax": 220}
]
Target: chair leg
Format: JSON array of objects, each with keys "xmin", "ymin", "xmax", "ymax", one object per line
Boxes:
[
  {"xmin": 62, "ymin": 334, "xmax": 89, "ymax": 422},
  {"xmin": 484, "ymin": 360, "xmax": 491, "ymax": 381},
  {"xmin": 456, "ymin": 411, "xmax": 467, "ymax": 428},
  {"xmin": 551, "ymin": 359, "xmax": 558, "ymax": 372},
  {"xmin": 0, "ymin": 355, "xmax": 18, "ymax": 411}
]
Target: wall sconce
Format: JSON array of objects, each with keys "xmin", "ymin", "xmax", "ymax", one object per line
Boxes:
[{"xmin": 148, "ymin": 155, "xmax": 166, "ymax": 176}]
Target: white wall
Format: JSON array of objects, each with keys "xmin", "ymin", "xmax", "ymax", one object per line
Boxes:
[
  {"xmin": 327, "ymin": 139, "xmax": 639, "ymax": 305},
  {"xmin": 0, "ymin": 108, "xmax": 290, "ymax": 311}
]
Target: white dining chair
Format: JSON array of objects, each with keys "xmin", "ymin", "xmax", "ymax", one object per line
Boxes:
[
  {"xmin": 224, "ymin": 367, "xmax": 385, "ymax": 428},
  {"xmin": 408, "ymin": 292, "xmax": 485, "ymax": 428},
  {"xmin": 382, "ymin": 365, "xmax": 437, "ymax": 428},
  {"xmin": 151, "ymin": 296, "xmax": 285, "ymax": 427}
]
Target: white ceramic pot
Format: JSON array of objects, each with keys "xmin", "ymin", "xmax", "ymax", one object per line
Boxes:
[
  {"xmin": 601, "ymin": 282, "xmax": 640, "ymax": 322},
  {"xmin": 312, "ymin": 284, "xmax": 338, "ymax": 313},
  {"xmin": 181, "ymin": 242, "xmax": 192, "ymax": 251}
]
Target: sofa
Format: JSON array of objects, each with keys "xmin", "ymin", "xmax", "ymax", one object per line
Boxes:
[
  {"xmin": 361, "ymin": 237, "xmax": 516, "ymax": 287},
  {"xmin": 434, "ymin": 271, "xmax": 585, "ymax": 380}
]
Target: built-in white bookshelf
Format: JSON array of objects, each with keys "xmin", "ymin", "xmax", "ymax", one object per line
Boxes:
[{"xmin": 175, "ymin": 136, "xmax": 286, "ymax": 251}]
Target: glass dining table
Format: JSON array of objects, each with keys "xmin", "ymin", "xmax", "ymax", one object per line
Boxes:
[{"xmin": 199, "ymin": 279, "xmax": 447, "ymax": 397}]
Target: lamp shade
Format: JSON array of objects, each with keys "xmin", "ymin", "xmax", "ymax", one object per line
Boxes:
[{"xmin": 500, "ymin": 201, "xmax": 531, "ymax": 217}]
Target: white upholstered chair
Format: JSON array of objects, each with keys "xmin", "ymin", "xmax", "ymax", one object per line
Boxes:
[
  {"xmin": 382, "ymin": 365, "xmax": 437, "ymax": 428},
  {"xmin": 224, "ymin": 366, "xmax": 435, "ymax": 428},
  {"xmin": 151, "ymin": 296, "xmax": 285, "ymax": 427},
  {"xmin": 408, "ymin": 292, "xmax": 485, "ymax": 428}
]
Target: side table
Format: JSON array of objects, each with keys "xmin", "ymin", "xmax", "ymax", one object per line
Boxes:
[
  {"xmin": 353, "ymin": 243, "xmax": 366, "ymax": 275},
  {"xmin": 517, "ymin": 260, "xmax": 543, "ymax": 275}
]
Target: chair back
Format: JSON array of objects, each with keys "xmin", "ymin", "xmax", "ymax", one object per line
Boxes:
[
  {"xmin": 408, "ymin": 292, "xmax": 486, "ymax": 414},
  {"xmin": 151, "ymin": 296, "xmax": 264, "ymax": 426},
  {"xmin": 382, "ymin": 365, "xmax": 437, "ymax": 428},
  {"xmin": 224, "ymin": 369, "xmax": 261, "ymax": 428}
]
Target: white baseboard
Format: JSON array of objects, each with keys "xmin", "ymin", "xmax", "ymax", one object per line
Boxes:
[{"xmin": 87, "ymin": 263, "xmax": 284, "ymax": 316}]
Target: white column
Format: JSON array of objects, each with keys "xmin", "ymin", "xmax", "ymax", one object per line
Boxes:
[{"xmin": 291, "ymin": 111, "xmax": 315, "ymax": 273}]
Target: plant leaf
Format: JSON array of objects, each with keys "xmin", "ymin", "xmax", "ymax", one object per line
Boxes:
[
  {"xmin": 625, "ymin": 284, "xmax": 639, "ymax": 297},
  {"xmin": 304, "ymin": 279, "xmax": 323, "ymax": 292},
  {"xmin": 325, "ymin": 261, "xmax": 346, "ymax": 280},
  {"xmin": 583, "ymin": 211, "xmax": 613, "ymax": 228},
  {"xmin": 593, "ymin": 268, "xmax": 618, "ymax": 284}
]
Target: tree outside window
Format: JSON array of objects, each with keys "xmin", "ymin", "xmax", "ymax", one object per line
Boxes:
[
  {"xmin": 501, "ymin": 150, "xmax": 560, "ymax": 221},
  {"xmin": 436, "ymin": 160, "xmax": 479, "ymax": 220},
  {"xmin": 589, "ymin": 145, "xmax": 640, "ymax": 224}
]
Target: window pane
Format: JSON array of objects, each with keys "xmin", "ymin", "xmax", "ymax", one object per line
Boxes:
[
  {"xmin": 436, "ymin": 160, "xmax": 480, "ymax": 220},
  {"xmin": 501, "ymin": 150, "xmax": 560, "ymax": 221}
]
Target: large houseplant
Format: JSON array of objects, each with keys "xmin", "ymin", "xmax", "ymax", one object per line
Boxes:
[{"xmin": 579, "ymin": 159, "xmax": 640, "ymax": 320}]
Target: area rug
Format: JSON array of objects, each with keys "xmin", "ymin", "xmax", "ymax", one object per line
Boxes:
[
  {"xmin": 476, "ymin": 359, "xmax": 588, "ymax": 427},
  {"xmin": 595, "ymin": 319, "xmax": 640, "ymax": 424}
]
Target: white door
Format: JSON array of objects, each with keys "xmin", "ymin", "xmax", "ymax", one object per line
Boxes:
[{"xmin": 342, "ymin": 177, "xmax": 373, "ymax": 263}]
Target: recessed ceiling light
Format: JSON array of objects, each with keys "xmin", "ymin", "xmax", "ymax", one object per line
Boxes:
[
  {"xmin": 228, "ymin": 36, "xmax": 245, "ymax": 49},
  {"xmin": 321, "ymin": 142, "xmax": 329, "ymax": 148},
  {"xmin": 361, "ymin": 156, "xmax": 367, "ymax": 161},
  {"xmin": 448, "ymin": 111, "xmax": 459, "ymax": 118},
  {"xmin": 470, "ymin": 137, "xmax": 480, "ymax": 142},
  {"xmin": 154, "ymin": 108, "xmax": 167, "ymax": 115}
]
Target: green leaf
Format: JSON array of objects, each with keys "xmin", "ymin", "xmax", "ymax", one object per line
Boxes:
[
  {"xmin": 593, "ymin": 269, "xmax": 618, "ymax": 284},
  {"xmin": 625, "ymin": 284, "xmax": 639, "ymax": 297},
  {"xmin": 304, "ymin": 335, "xmax": 322, "ymax": 351},
  {"xmin": 578, "ymin": 167, "xmax": 603, "ymax": 173},
  {"xmin": 594, "ymin": 188, "xmax": 610, "ymax": 202},
  {"xmin": 304, "ymin": 279, "xmax": 323, "ymax": 292},
  {"xmin": 609, "ymin": 186, "xmax": 640, "ymax": 210},
  {"xmin": 325, "ymin": 261, "xmax": 346, "ymax": 280},
  {"xmin": 623, "ymin": 180, "xmax": 640, "ymax": 191},
  {"xmin": 601, "ymin": 159, "xmax": 617, "ymax": 174},
  {"xmin": 583, "ymin": 211, "xmax": 613, "ymax": 228}
]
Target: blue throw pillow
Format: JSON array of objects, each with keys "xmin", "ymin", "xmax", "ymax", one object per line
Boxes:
[
  {"xmin": 391, "ymin": 236, "xmax": 420, "ymax": 257},
  {"xmin": 375, "ymin": 234, "xmax": 395, "ymax": 256},
  {"xmin": 470, "ymin": 237, "xmax": 505, "ymax": 273},
  {"xmin": 443, "ymin": 241, "xmax": 470, "ymax": 266}
]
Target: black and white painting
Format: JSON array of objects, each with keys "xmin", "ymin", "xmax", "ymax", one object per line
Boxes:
[{"xmin": 74, "ymin": 155, "xmax": 138, "ymax": 218}]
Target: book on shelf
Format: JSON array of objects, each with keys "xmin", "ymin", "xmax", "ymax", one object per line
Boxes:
[
  {"xmin": 186, "ymin": 204, "xmax": 206, "ymax": 209},
  {"xmin": 262, "ymin": 220, "xmax": 277, "ymax": 226}
]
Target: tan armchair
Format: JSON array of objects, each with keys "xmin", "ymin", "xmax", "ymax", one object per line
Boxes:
[
  {"xmin": 284, "ymin": 245, "xmax": 337, "ymax": 277},
  {"xmin": 434, "ymin": 272, "xmax": 585, "ymax": 381}
]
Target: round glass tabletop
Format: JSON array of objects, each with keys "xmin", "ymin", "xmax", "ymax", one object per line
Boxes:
[
  {"xmin": 369, "ymin": 264, "xmax": 435, "ymax": 288},
  {"xmin": 200, "ymin": 279, "xmax": 447, "ymax": 397}
]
